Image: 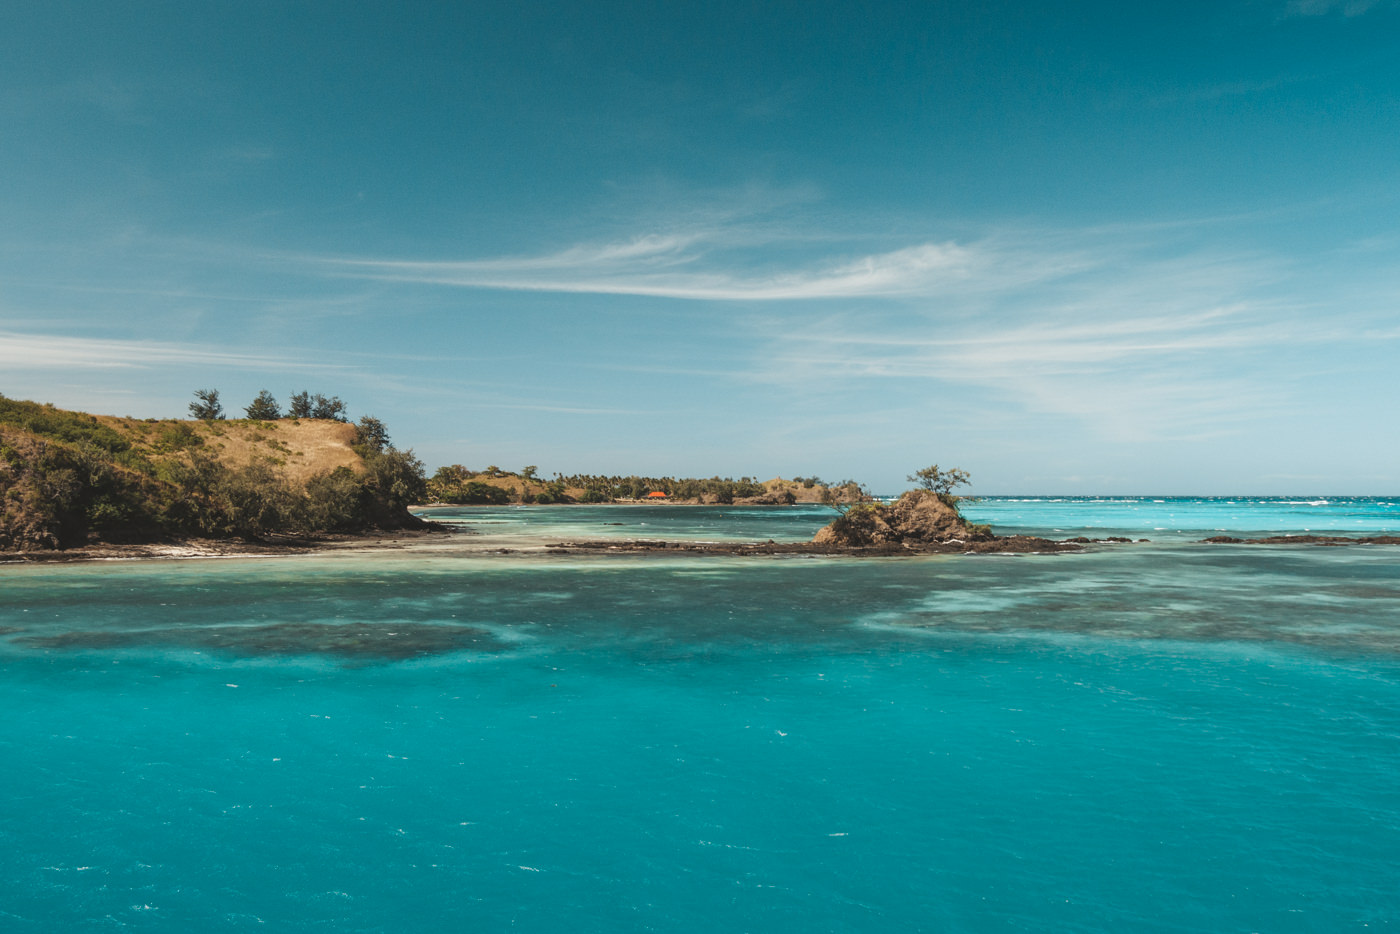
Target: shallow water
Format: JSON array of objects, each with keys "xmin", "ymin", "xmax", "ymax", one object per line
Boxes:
[
  {"xmin": 962, "ymin": 494, "xmax": 1400, "ymax": 540},
  {"xmin": 2, "ymin": 500, "xmax": 1399, "ymax": 931}
]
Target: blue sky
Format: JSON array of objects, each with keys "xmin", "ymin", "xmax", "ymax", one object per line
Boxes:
[{"xmin": 2, "ymin": 0, "xmax": 1398, "ymax": 493}]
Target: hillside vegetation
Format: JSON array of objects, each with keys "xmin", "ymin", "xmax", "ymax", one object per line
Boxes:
[{"xmin": 0, "ymin": 394, "xmax": 426, "ymax": 551}]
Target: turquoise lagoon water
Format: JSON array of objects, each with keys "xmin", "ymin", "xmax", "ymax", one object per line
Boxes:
[
  {"xmin": 2, "ymin": 499, "xmax": 1399, "ymax": 931},
  {"xmin": 962, "ymin": 495, "xmax": 1400, "ymax": 540}
]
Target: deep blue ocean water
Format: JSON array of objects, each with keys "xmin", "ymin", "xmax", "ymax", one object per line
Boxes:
[{"xmin": 3, "ymin": 498, "xmax": 1399, "ymax": 931}]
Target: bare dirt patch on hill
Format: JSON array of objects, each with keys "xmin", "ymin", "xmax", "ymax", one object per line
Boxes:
[{"xmin": 95, "ymin": 415, "xmax": 363, "ymax": 483}]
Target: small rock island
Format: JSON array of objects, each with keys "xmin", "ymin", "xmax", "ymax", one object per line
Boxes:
[{"xmin": 549, "ymin": 482, "xmax": 1080, "ymax": 557}]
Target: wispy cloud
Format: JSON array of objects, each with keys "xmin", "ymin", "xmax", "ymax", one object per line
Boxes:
[
  {"xmin": 11, "ymin": 195, "xmax": 1394, "ymax": 453},
  {"xmin": 1284, "ymin": 0, "xmax": 1390, "ymax": 16},
  {"xmin": 724, "ymin": 235, "xmax": 1369, "ymax": 441},
  {"xmin": 275, "ymin": 207, "xmax": 1399, "ymax": 442},
  {"xmin": 0, "ymin": 330, "xmax": 340, "ymax": 371},
  {"xmin": 309, "ymin": 236, "xmax": 978, "ymax": 301},
  {"xmin": 471, "ymin": 401, "xmax": 655, "ymax": 416},
  {"xmin": 1147, "ymin": 74, "xmax": 1306, "ymax": 107}
]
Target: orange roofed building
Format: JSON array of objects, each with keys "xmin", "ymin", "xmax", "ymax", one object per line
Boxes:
[{"xmin": 646, "ymin": 491, "xmax": 668, "ymax": 498}]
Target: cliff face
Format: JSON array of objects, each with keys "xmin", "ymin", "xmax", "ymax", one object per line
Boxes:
[{"xmin": 812, "ymin": 489, "xmax": 990, "ymax": 548}]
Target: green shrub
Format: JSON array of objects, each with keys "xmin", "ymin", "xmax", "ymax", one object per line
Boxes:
[
  {"xmin": 154, "ymin": 422, "xmax": 203, "ymax": 452},
  {"xmin": 303, "ymin": 467, "xmax": 366, "ymax": 531},
  {"xmin": 361, "ymin": 447, "xmax": 427, "ymax": 510}
]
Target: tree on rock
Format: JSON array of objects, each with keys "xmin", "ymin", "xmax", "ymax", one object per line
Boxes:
[
  {"xmin": 907, "ymin": 465, "xmax": 971, "ymax": 506},
  {"xmin": 189, "ymin": 389, "xmax": 225, "ymax": 420},
  {"xmin": 818, "ymin": 479, "xmax": 871, "ymax": 515},
  {"xmin": 245, "ymin": 390, "xmax": 281, "ymax": 420}
]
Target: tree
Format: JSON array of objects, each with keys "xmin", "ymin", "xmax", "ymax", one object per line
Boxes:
[
  {"xmin": 286, "ymin": 391, "xmax": 348, "ymax": 422},
  {"xmin": 245, "ymin": 390, "xmax": 281, "ymax": 420},
  {"xmin": 310, "ymin": 394, "xmax": 348, "ymax": 421},
  {"xmin": 819, "ymin": 479, "xmax": 871, "ymax": 515},
  {"xmin": 521, "ymin": 465, "xmax": 538, "ymax": 482},
  {"xmin": 354, "ymin": 415, "xmax": 390, "ymax": 452},
  {"xmin": 360, "ymin": 447, "xmax": 427, "ymax": 511},
  {"xmin": 302, "ymin": 467, "xmax": 366, "ymax": 531},
  {"xmin": 189, "ymin": 389, "xmax": 225, "ymax": 420},
  {"xmin": 907, "ymin": 465, "xmax": 972, "ymax": 505},
  {"xmin": 287, "ymin": 391, "xmax": 312, "ymax": 419}
]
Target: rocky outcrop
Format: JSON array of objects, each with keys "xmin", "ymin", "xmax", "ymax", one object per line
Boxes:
[{"xmin": 811, "ymin": 490, "xmax": 992, "ymax": 548}]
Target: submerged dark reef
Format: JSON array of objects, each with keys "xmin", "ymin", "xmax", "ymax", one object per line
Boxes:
[{"xmin": 15, "ymin": 621, "xmax": 503, "ymax": 663}]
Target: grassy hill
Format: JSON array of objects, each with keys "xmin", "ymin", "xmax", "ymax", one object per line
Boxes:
[{"xmin": 0, "ymin": 394, "xmax": 426, "ymax": 551}]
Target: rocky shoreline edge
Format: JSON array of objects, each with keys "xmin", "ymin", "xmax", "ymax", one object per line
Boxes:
[
  {"xmin": 1201, "ymin": 534, "xmax": 1400, "ymax": 546},
  {"xmin": 0, "ymin": 526, "xmax": 452, "ymax": 564}
]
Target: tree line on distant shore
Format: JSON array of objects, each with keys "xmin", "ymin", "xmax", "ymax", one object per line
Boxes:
[
  {"xmin": 420, "ymin": 463, "xmax": 974, "ymax": 515},
  {"xmin": 425, "ymin": 464, "xmax": 845, "ymax": 505}
]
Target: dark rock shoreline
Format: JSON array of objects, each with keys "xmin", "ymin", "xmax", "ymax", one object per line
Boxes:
[
  {"xmin": 1201, "ymin": 534, "xmax": 1400, "ymax": 546},
  {"xmin": 0, "ymin": 525, "xmax": 452, "ymax": 564},
  {"xmin": 9, "ymin": 526, "xmax": 1400, "ymax": 565}
]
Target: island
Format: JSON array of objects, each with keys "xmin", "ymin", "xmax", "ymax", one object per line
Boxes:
[
  {"xmin": 0, "ymin": 392, "xmax": 430, "ymax": 557},
  {"xmin": 8, "ymin": 392, "xmax": 1386, "ymax": 561}
]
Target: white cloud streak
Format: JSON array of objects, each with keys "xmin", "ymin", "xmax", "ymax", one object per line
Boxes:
[
  {"xmin": 285, "ymin": 213, "xmax": 1395, "ymax": 442},
  {"xmin": 313, "ymin": 236, "xmax": 978, "ymax": 301},
  {"xmin": 14, "ymin": 200, "xmax": 1390, "ymax": 451},
  {"xmin": 471, "ymin": 401, "xmax": 656, "ymax": 416},
  {"xmin": 1285, "ymin": 0, "xmax": 1389, "ymax": 16},
  {"xmin": 0, "ymin": 331, "xmax": 338, "ymax": 371},
  {"xmin": 724, "ymin": 237, "xmax": 1366, "ymax": 441}
]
